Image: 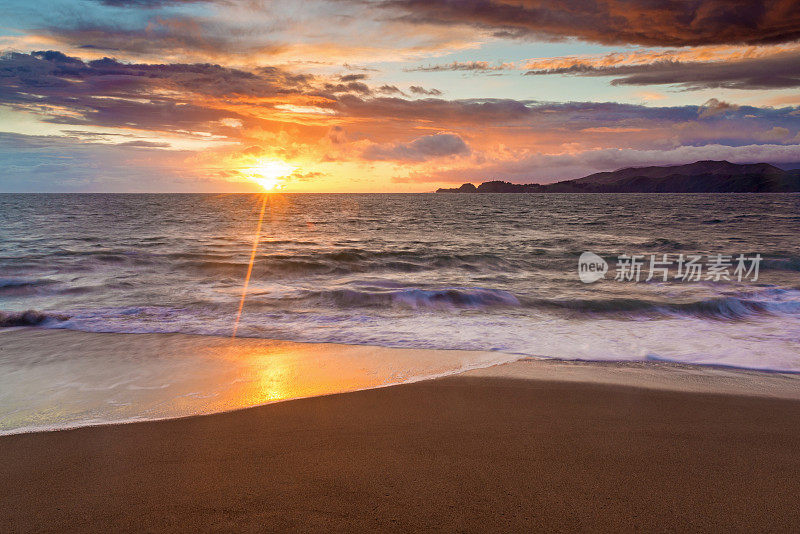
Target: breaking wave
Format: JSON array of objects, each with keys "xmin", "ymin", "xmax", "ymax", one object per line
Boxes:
[
  {"xmin": 318, "ymin": 287, "xmax": 521, "ymax": 309},
  {"xmin": 297, "ymin": 287, "xmax": 800, "ymax": 319},
  {"xmin": 0, "ymin": 310, "xmax": 69, "ymax": 327},
  {"xmin": 532, "ymin": 293, "xmax": 800, "ymax": 320}
]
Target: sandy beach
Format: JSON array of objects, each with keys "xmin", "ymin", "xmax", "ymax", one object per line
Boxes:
[{"xmin": 2, "ymin": 333, "xmax": 800, "ymax": 532}]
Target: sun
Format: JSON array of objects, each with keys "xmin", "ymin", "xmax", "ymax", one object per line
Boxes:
[{"xmin": 242, "ymin": 159, "xmax": 297, "ymax": 191}]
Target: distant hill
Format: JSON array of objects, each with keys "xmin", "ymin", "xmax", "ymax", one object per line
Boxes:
[{"xmin": 436, "ymin": 161, "xmax": 800, "ymax": 193}]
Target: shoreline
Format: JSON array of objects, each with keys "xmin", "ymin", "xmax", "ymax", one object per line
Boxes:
[
  {"xmin": 8, "ymin": 357, "xmax": 800, "ymax": 438},
  {"xmin": 3, "ymin": 327, "xmax": 800, "ymax": 437},
  {"xmin": 0, "ymin": 327, "xmax": 517, "ymax": 436}
]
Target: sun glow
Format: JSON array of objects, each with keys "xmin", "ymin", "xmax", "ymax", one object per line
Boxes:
[{"xmin": 242, "ymin": 159, "xmax": 297, "ymax": 191}]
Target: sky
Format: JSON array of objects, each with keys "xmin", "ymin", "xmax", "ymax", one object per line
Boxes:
[{"xmin": 1, "ymin": 0, "xmax": 800, "ymax": 192}]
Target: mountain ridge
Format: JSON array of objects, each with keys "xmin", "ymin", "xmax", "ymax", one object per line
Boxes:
[{"xmin": 436, "ymin": 161, "xmax": 800, "ymax": 193}]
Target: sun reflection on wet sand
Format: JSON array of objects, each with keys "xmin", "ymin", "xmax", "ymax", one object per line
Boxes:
[
  {"xmin": 1, "ymin": 329, "xmax": 515, "ymax": 434},
  {"xmin": 205, "ymin": 341, "xmax": 400, "ymax": 409}
]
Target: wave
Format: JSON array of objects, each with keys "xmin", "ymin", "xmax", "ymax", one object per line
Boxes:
[
  {"xmin": 640, "ymin": 238, "xmax": 698, "ymax": 251},
  {"xmin": 532, "ymin": 291, "xmax": 800, "ymax": 320},
  {"xmin": 179, "ymin": 250, "xmax": 524, "ymax": 277},
  {"xmin": 0, "ymin": 279, "xmax": 40, "ymax": 289},
  {"xmin": 310, "ymin": 287, "xmax": 522, "ymax": 310},
  {"xmin": 0, "ymin": 310, "xmax": 69, "ymax": 327},
  {"xmin": 535, "ymin": 296, "xmax": 762, "ymax": 319},
  {"xmin": 0, "ymin": 278, "xmax": 56, "ymax": 290},
  {"xmin": 298, "ymin": 287, "xmax": 800, "ymax": 319},
  {"xmin": 762, "ymin": 256, "xmax": 800, "ymax": 272},
  {"xmin": 0, "ymin": 278, "xmax": 57, "ymax": 296},
  {"xmin": 5, "ymin": 288, "xmax": 797, "ymax": 333},
  {"xmin": 212, "ymin": 279, "xmax": 800, "ymax": 320}
]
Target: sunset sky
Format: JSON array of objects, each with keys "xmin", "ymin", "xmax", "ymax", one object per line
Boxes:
[{"xmin": 1, "ymin": 0, "xmax": 800, "ymax": 192}]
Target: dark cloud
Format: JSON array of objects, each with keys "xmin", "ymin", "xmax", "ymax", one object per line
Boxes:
[
  {"xmin": 378, "ymin": 0, "xmax": 800, "ymax": 46},
  {"xmin": 409, "ymin": 85, "xmax": 442, "ymax": 96},
  {"xmin": 0, "ymin": 50, "xmax": 312, "ymax": 130},
  {"xmin": 363, "ymin": 133, "xmax": 470, "ymax": 161},
  {"xmin": 335, "ymin": 95, "xmax": 537, "ymax": 123},
  {"xmin": 339, "ymin": 73, "xmax": 368, "ymax": 82},
  {"xmin": 524, "ymin": 50, "xmax": 800, "ymax": 90},
  {"xmin": 377, "ymin": 84, "xmax": 405, "ymax": 95},
  {"xmin": 0, "ymin": 51, "xmax": 310, "ymax": 99},
  {"xmin": 322, "ymin": 81, "xmax": 372, "ymax": 94}
]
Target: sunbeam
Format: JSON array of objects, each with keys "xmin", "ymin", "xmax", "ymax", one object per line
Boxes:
[{"xmin": 232, "ymin": 194, "xmax": 268, "ymax": 338}]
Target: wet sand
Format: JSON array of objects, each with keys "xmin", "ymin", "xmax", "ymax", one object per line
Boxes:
[{"xmin": 3, "ymin": 359, "xmax": 800, "ymax": 532}]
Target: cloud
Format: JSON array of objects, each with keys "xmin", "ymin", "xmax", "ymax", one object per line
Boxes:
[
  {"xmin": 409, "ymin": 86, "xmax": 442, "ymax": 95},
  {"xmin": 377, "ymin": 0, "xmax": 800, "ymax": 46},
  {"xmin": 363, "ymin": 133, "xmax": 470, "ymax": 161},
  {"xmin": 95, "ymin": 0, "xmax": 208, "ymax": 6},
  {"xmin": 698, "ymin": 99, "xmax": 740, "ymax": 118},
  {"xmin": 0, "ymin": 50, "xmax": 322, "ymax": 133},
  {"xmin": 377, "ymin": 85, "xmax": 405, "ymax": 95},
  {"xmin": 522, "ymin": 44, "xmax": 800, "ymax": 71},
  {"xmin": 116, "ymin": 140, "xmax": 172, "ymax": 148},
  {"xmin": 286, "ymin": 169, "xmax": 327, "ymax": 182},
  {"xmin": 342, "ymin": 63, "xmax": 381, "ymax": 72},
  {"xmin": 322, "ymin": 81, "xmax": 372, "ymax": 95},
  {"xmin": 407, "ymin": 61, "xmax": 512, "ymax": 72},
  {"xmin": 339, "ymin": 73, "xmax": 368, "ymax": 82},
  {"xmin": 0, "ymin": 50, "xmax": 312, "ymax": 99},
  {"xmin": 524, "ymin": 47, "xmax": 800, "ymax": 90},
  {"xmin": 335, "ymin": 95, "xmax": 537, "ymax": 123}
]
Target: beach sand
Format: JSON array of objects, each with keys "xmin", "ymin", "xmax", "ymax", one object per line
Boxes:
[{"xmin": 2, "ymin": 333, "xmax": 800, "ymax": 532}]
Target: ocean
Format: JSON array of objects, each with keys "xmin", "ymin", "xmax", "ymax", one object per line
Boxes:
[{"xmin": 1, "ymin": 193, "xmax": 799, "ymax": 431}]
